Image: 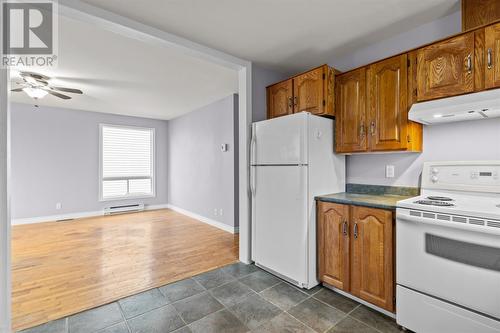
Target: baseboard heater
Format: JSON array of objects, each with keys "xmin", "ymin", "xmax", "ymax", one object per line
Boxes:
[{"xmin": 104, "ymin": 203, "xmax": 145, "ymax": 215}]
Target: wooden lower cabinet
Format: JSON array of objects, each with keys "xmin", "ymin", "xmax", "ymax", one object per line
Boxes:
[
  {"xmin": 317, "ymin": 201, "xmax": 395, "ymax": 312},
  {"xmin": 350, "ymin": 206, "xmax": 394, "ymax": 312},
  {"xmin": 317, "ymin": 201, "xmax": 350, "ymax": 291}
]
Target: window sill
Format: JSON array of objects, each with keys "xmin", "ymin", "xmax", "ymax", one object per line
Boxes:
[{"xmin": 99, "ymin": 194, "xmax": 156, "ymax": 202}]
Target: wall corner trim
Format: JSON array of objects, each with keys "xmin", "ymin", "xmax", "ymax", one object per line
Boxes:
[{"xmin": 167, "ymin": 204, "xmax": 239, "ymax": 234}]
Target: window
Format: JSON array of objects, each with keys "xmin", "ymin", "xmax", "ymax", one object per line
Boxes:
[{"xmin": 99, "ymin": 124, "xmax": 155, "ymax": 200}]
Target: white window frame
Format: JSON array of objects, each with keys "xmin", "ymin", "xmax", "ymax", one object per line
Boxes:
[{"xmin": 99, "ymin": 123, "xmax": 156, "ymax": 201}]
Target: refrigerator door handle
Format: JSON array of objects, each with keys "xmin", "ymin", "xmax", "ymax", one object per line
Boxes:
[
  {"xmin": 250, "ymin": 166, "xmax": 256, "ymax": 197},
  {"xmin": 251, "ymin": 126, "xmax": 257, "ymax": 165}
]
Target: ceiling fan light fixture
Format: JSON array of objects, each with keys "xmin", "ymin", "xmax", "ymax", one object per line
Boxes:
[{"xmin": 22, "ymin": 87, "xmax": 48, "ymax": 99}]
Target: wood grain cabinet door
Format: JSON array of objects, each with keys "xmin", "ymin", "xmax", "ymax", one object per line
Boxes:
[
  {"xmin": 350, "ymin": 206, "xmax": 394, "ymax": 312},
  {"xmin": 335, "ymin": 68, "xmax": 367, "ymax": 153},
  {"xmin": 368, "ymin": 55, "xmax": 408, "ymax": 151},
  {"xmin": 317, "ymin": 201, "xmax": 350, "ymax": 291},
  {"xmin": 417, "ymin": 33, "xmax": 475, "ymax": 102},
  {"xmin": 485, "ymin": 23, "xmax": 500, "ymax": 89},
  {"xmin": 462, "ymin": 0, "xmax": 500, "ymax": 31},
  {"xmin": 267, "ymin": 79, "xmax": 293, "ymax": 119},
  {"xmin": 293, "ymin": 66, "xmax": 324, "ymax": 115}
]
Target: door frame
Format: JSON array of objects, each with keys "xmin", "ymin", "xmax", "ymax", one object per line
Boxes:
[{"xmin": 0, "ymin": 2, "xmax": 254, "ymax": 331}]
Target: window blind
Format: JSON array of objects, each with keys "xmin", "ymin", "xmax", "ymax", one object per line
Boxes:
[{"xmin": 100, "ymin": 125, "xmax": 154, "ymax": 200}]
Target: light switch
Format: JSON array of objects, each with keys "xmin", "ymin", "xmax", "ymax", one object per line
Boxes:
[
  {"xmin": 386, "ymin": 165, "xmax": 395, "ymax": 178},
  {"xmin": 221, "ymin": 143, "xmax": 228, "ymax": 152}
]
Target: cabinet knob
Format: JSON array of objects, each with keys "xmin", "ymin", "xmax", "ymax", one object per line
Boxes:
[
  {"xmin": 359, "ymin": 124, "xmax": 365, "ymax": 139},
  {"xmin": 466, "ymin": 54, "xmax": 472, "ymax": 74},
  {"xmin": 487, "ymin": 48, "xmax": 493, "ymax": 70}
]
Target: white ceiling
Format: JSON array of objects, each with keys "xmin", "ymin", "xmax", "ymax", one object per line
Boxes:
[
  {"xmin": 80, "ymin": 0, "xmax": 460, "ymax": 73},
  {"xmin": 9, "ymin": 16, "xmax": 239, "ymax": 120}
]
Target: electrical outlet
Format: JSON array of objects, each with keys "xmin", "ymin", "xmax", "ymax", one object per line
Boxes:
[
  {"xmin": 214, "ymin": 208, "xmax": 218, "ymax": 216},
  {"xmin": 56, "ymin": 202, "xmax": 62, "ymax": 210},
  {"xmin": 219, "ymin": 208, "xmax": 223, "ymax": 216},
  {"xmin": 386, "ymin": 165, "xmax": 395, "ymax": 178}
]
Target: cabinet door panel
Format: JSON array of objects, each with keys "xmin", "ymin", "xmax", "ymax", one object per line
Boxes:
[
  {"xmin": 294, "ymin": 67, "xmax": 324, "ymax": 115},
  {"xmin": 317, "ymin": 202, "xmax": 350, "ymax": 291},
  {"xmin": 267, "ymin": 79, "xmax": 293, "ymax": 119},
  {"xmin": 351, "ymin": 206, "xmax": 394, "ymax": 312},
  {"xmin": 335, "ymin": 68, "xmax": 367, "ymax": 153},
  {"xmin": 368, "ymin": 55, "xmax": 408, "ymax": 151},
  {"xmin": 417, "ymin": 33, "xmax": 475, "ymax": 101},
  {"xmin": 485, "ymin": 23, "xmax": 500, "ymax": 89},
  {"xmin": 462, "ymin": 0, "xmax": 500, "ymax": 31}
]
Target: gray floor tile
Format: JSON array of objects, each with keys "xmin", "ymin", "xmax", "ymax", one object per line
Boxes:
[
  {"xmin": 172, "ymin": 326, "xmax": 192, "ymax": 333},
  {"xmin": 221, "ymin": 262, "xmax": 260, "ymax": 278},
  {"xmin": 119, "ymin": 288, "xmax": 169, "ymax": 319},
  {"xmin": 229, "ymin": 293, "xmax": 282, "ymax": 329},
  {"xmin": 189, "ymin": 309, "xmax": 248, "ymax": 333},
  {"xmin": 172, "ymin": 291, "xmax": 224, "ymax": 324},
  {"xmin": 313, "ymin": 288, "xmax": 360, "ymax": 313},
  {"xmin": 193, "ymin": 268, "xmax": 236, "ymax": 289},
  {"xmin": 260, "ymin": 282, "xmax": 309, "ymax": 310},
  {"xmin": 68, "ymin": 302, "xmax": 123, "ymax": 333},
  {"xmin": 159, "ymin": 278, "xmax": 205, "ymax": 302},
  {"xmin": 251, "ymin": 312, "xmax": 314, "ymax": 333},
  {"xmin": 328, "ymin": 316, "xmax": 378, "ymax": 333},
  {"xmin": 19, "ymin": 318, "xmax": 66, "ymax": 333},
  {"xmin": 209, "ymin": 280, "xmax": 253, "ymax": 307},
  {"xmin": 172, "ymin": 326, "xmax": 193, "ymax": 333},
  {"xmin": 96, "ymin": 322, "xmax": 129, "ymax": 333},
  {"xmin": 350, "ymin": 306, "xmax": 402, "ymax": 333},
  {"xmin": 127, "ymin": 305, "xmax": 184, "ymax": 333},
  {"xmin": 288, "ymin": 298, "xmax": 345, "ymax": 333},
  {"xmin": 302, "ymin": 284, "xmax": 323, "ymax": 295},
  {"xmin": 238, "ymin": 270, "xmax": 280, "ymax": 292}
]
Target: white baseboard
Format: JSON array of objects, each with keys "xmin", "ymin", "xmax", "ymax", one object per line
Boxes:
[
  {"xmin": 11, "ymin": 203, "xmax": 170, "ymax": 225},
  {"xmin": 167, "ymin": 204, "xmax": 239, "ymax": 234}
]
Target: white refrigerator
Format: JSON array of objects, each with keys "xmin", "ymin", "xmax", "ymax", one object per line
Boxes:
[{"xmin": 251, "ymin": 112, "xmax": 345, "ymax": 289}]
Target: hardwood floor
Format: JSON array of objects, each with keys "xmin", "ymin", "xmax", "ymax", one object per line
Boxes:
[{"xmin": 11, "ymin": 209, "xmax": 239, "ymax": 331}]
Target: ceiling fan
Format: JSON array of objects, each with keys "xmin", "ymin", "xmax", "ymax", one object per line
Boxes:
[{"xmin": 11, "ymin": 72, "xmax": 83, "ymax": 100}]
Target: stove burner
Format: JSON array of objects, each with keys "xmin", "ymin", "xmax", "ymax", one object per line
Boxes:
[
  {"xmin": 426, "ymin": 196, "xmax": 454, "ymax": 201},
  {"xmin": 415, "ymin": 200, "xmax": 455, "ymax": 207}
]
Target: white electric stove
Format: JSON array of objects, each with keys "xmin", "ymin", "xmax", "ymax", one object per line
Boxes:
[{"xmin": 396, "ymin": 161, "xmax": 500, "ymax": 333}]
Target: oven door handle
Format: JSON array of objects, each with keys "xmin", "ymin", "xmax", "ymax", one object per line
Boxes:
[{"xmin": 397, "ymin": 213, "xmax": 500, "ymax": 236}]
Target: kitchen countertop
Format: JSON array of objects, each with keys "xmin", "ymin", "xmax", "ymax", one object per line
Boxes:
[{"xmin": 316, "ymin": 184, "xmax": 419, "ymax": 210}]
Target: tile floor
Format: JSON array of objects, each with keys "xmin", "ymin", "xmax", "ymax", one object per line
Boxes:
[{"xmin": 19, "ymin": 263, "xmax": 404, "ymax": 333}]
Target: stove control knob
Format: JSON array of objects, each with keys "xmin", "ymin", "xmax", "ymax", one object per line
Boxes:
[
  {"xmin": 431, "ymin": 175, "xmax": 439, "ymax": 183},
  {"xmin": 431, "ymin": 168, "xmax": 439, "ymax": 175}
]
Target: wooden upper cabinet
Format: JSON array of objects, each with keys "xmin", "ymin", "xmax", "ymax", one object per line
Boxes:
[
  {"xmin": 335, "ymin": 68, "xmax": 367, "ymax": 153},
  {"xmin": 293, "ymin": 65, "xmax": 334, "ymax": 116},
  {"xmin": 350, "ymin": 206, "xmax": 394, "ymax": 312},
  {"xmin": 463, "ymin": 0, "xmax": 500, "ymax": 31},
  {"xmin": 267, "ymin": 79, "xmax": 293, "ymax": 119},
  {"xmin": 317, "ymin": 202, "xmax": 350, "ymax": 291},
  {"xmin": 267, "ymin": 65, "xmax": 335, "ymax": 119},
  {"xmin": 367, "ymin": 55, "xmax": 408, "ymax": 151},
  {"xmin": 485, "ymin": 22, "xmax": 500, "ymax": 88},
  {"xmin": 417, "ymin": 32, "xmax": 475, "ymax": 102}
]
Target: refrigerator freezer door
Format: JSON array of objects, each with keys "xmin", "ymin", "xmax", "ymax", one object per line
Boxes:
[
  {"xmin": 252, "ymin": 165, "xmax": 308, "ymax": 286},
  {"xmin": 251, "ymin": 113, "xmax": 307, "ymax": 165}
]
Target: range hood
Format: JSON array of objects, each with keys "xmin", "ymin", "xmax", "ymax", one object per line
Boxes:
[{"xmin": 408, "ymin": 89, "xmax": 500, "ymax": 125}]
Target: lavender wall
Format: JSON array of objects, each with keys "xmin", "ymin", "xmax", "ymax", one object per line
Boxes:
[
  {"xmin": 167, "ymin": 94, "xmax": 239, "ymax": 228},
  {"xmin": 11, "ymin": 103, "xmax": 168, "ymax": 220},
  {"xmin": 327, "ymin": 9, "xmax": 500, "ymax": 187},
  {"xmin": 252, "ymin": 65, "xmax": 289, "ymax": 122}
]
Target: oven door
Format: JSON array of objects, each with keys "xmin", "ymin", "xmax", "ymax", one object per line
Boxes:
[{"xmin": 396, "ymin": 209, "xmax": 500, "ymax": 320}]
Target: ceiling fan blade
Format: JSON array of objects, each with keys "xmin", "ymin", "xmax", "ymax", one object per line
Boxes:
[
  {"xmin": 50, "ymin": 86, "xmax": 83, "ymax": 94},
  {"xmin": 48, "ymin": 91, "xmax": 71, "ymax": 100},
  {"xmin": 10, "ymin": 88, "xmax": 23, "ymax": 92}
]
